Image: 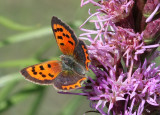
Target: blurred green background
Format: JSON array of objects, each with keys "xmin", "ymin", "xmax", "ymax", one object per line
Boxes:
[{"xmin": 0, "ymin": 0, "xmax": 96, "ymax": 115}]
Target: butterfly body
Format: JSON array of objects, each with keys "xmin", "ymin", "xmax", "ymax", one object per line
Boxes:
[
  {"xmin": 20, "ymin": 16, "xmax": 90, "ymax": 91},
  {"xmin": 60, "ymin": 55, "xmax": 86, "ymax": 75}
]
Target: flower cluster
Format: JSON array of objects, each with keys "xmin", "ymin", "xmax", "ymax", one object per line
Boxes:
[{"xmin": 61, "ymin": 0, "xmax": 160, "ymax": 115}]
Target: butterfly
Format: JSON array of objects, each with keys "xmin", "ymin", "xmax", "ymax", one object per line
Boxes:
[{"xmin": 20, "ymin": 16, "xmax": 90, "ymax": 91}]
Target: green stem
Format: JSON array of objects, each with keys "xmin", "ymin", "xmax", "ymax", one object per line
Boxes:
[{"xmin": 28, "ymin": 86, "xmax": 46, "ymax": 115}]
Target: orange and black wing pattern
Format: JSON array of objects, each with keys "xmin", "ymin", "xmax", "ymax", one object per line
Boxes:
[
  {"xmin": 51, "ymin": 16, "xmax": 78, "ymax": 55},
  {"xmin": 20, "ymin": 61, "xmax": 62, "ymax": 85},
  {"xmin": 52, "ymin": 70, "xmax": 86, "ymax": 91},
  {"xmin": 20, "ymin": 16, "xmax": 90, "ymax": 91},
  {"xmin": 73, "ymin": 40, "xmax": 90, "ymax": 70}
]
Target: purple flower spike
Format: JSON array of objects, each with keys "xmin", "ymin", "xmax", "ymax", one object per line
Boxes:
[{"xmin": 60, "ymin": 1, "xmax": 160, "ymax": 115}]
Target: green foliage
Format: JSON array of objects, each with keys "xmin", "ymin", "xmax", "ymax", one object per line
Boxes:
[
  {"xmin": 0, "ymin": 16, "xmax": 37, "ymax": 31},
  {"xmin": 0, "ymin": 27, "xmax": 51, "ymax": 48}
]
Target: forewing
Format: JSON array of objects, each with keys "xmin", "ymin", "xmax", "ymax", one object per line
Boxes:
[
  {"xmin": 51, "ymin": 16, "xmax": 78, "ymax": 55},
  {"xmin": 20, "ymin": 61, "xmax": 62, "ymax": 85}
]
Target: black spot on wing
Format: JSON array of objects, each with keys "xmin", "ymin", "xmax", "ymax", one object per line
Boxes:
[
  {"xmin": 48, "ymin": 64, "xmax": 51, "ymax": 68},
  {"xmin": 66, "ymin": 34, "xmax": 70, "ymax": 38},
  {"xmin": 40, "ymin": 65, "xmax": 45, "ymax": 70},
  {"xmin": 32, "ymin": 67, "xmax": 35, "ymax": 70},
  {"xmin": 58, "ymin": 36, "xmax": 63, "ymax": 39},
  {"xmin": 48, "ymin": 73, "xmax": 54, "ymax": 77},
  {"xmin": 87, "ymin": 56, "xmax": 89, "ymax": 60},
  {"xmin": 60, "ymin": 43, "xmax": 64, "ymax": 46},
  {"xmin": 32, "ymin": 69, "xmax": 35, "ymax": 72},
  {"xmin": 59, "ymin": 28, "xmax": 63, "ymax": 32},
  {"xmin": 51, "ymin": 16, "xmax": 78, "ymax": 45},
  {"xmin": 33, "ymin": 72, "xmax": 37, "ymax": 75},
  {"xmin": 32, "ymin": 67, "xmax": 36, "ymax": 73},
  {"xmin": 56, "ymin": 28, "xmax": 63, "ymax": 32},
  {"xmin": 68, "ymin": 41, "xmax": 73, "ymax": 45},
  {"xmin": 42, "ymin": 74, "xmax": 46, "ymax": 77},
  {"xmin": 57, "ymin": 28, "xmax": 60, "ymax": 31}
]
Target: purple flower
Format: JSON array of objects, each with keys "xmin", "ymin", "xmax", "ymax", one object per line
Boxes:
[
  {"xmin": 60, "ymin": 0, "xmax": 160, "ymax": 115},
  {"xmin": 83, "ymin": 60, "xmax": 160, "ymax": 114},
  {"xmin": 81, "ymin": 0, "xmax": 134, "ymax": 23}
]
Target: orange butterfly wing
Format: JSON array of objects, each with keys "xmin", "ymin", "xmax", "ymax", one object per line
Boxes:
[
  {"xmin": 51, "ymin": 16, "xmax": 78, "ymax": 55},
  {"xmin": 21, "ymin": 16, "xmax": 90, "ymax": 91},
  {"xmin": 73, "ymin": 40, "xmax": 90, "ymax": 70},
  {"xmin": 20, "ymin": 61, "xmax": 62, "ymax": 85}
]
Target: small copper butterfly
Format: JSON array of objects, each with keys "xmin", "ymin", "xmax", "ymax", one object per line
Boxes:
[{"xmin": 20, "ymin": 16, "xmax": 90, "ymax": 91}]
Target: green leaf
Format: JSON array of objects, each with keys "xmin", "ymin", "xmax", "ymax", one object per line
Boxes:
[
  {"xmin": 0, "ymin": 58, "xmax": 39, "ymax": 68},
  {"xmin": 0, "ymin": 81, "xmax": 18, "ymax": 102},
  {"xmin": 0, "ymin": 85, "xmax": 44, "ymax": 113},
  {"xmin": 0, "ymin": 27, "xmax": 52, "ymax": 48},
  {"xmin": 0, "ymin": 16, "xmax": 37, "ymax": 31},
  {"xmin": 0, "ymin": 73, "xmax": 22, "ymax": 87}
]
